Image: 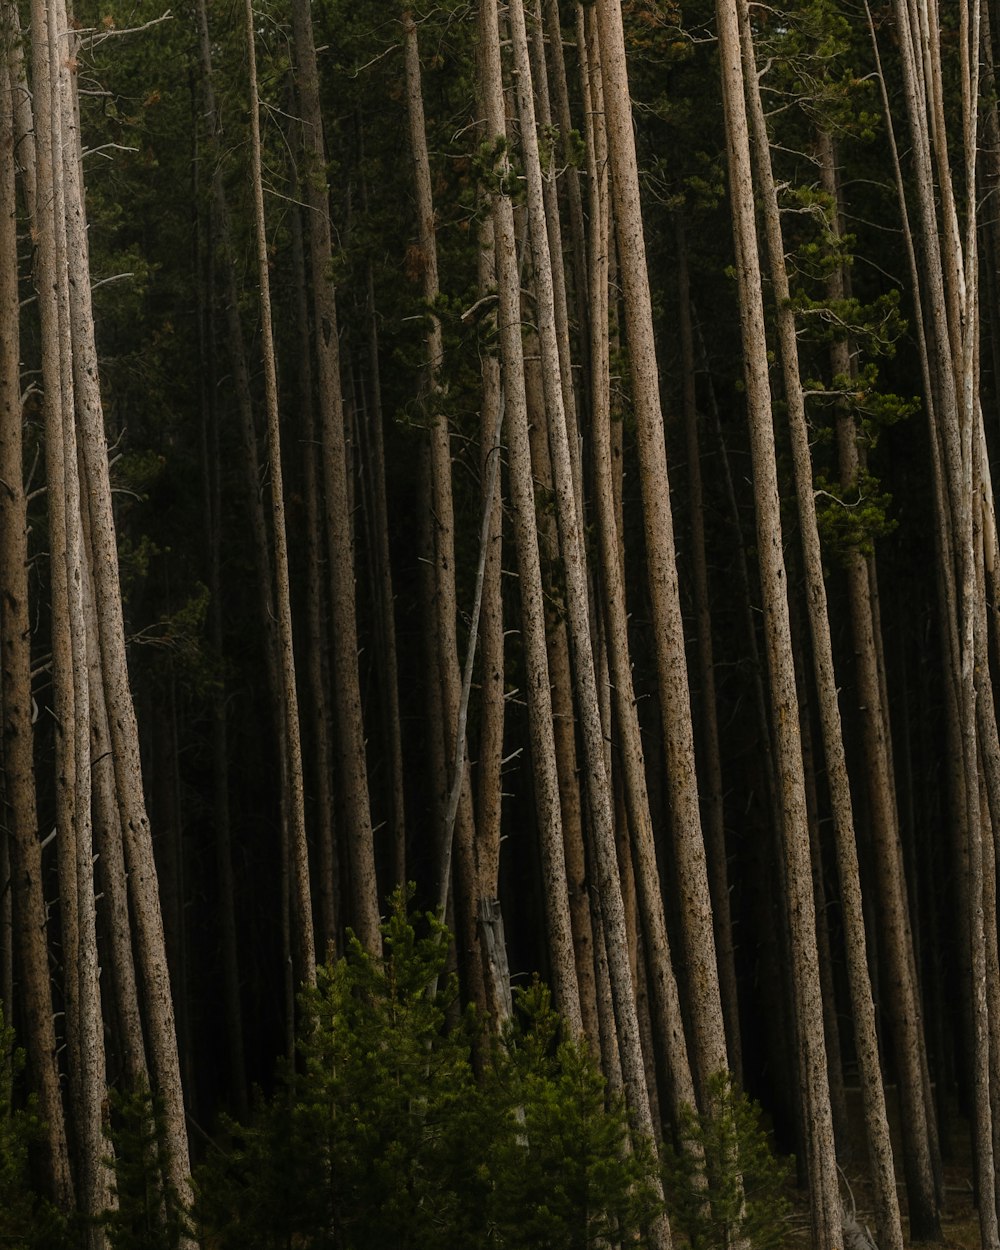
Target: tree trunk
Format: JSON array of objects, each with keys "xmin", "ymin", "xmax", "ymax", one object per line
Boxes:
[
  {"xmin": 243, "ymin": 0, "xmax": 315, "ymax": 986},
  {"xmin": 738, "ymin": 12, "xmax": 904, "ymax": 1242},
  {"xmin": 0, "ymin": 39, "xmax": 73, "ymax": 1207},
  {"xmin": 676, "ymin": 221, "xmax": 742, "ymax": 1083},
  {"xmin": 717, "ymin": 0, "xmax": 840, "ymax": 1242},
  {"xmin": 506, "ymin": 7, "xmax": 669, "ymax": 1240},
  {"xmin": 593, "ymin": 0, "xmax": 731, "ymax": 1100},
  {"xmin": 56, "ymin": 11, "xmax": 194, "ymax": 1217},
  {"xmin": 289, "ymin": 0, "xmax": 380, "ymax": 951},
  {"xmin": 479, "ymin": 0, "xmax": 583, "ymax": 1037}
]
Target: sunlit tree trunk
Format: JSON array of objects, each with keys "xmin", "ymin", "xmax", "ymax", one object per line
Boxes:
[
  {"xmin": 580, "ymin": 16, "xmax": 696, "ymax": 1126},
  {"xmin": 51, "ymin": 10, "xmax": 193, "ymax": 1223},
  {"xmin": 593, "ymin": 0, "xmax": 730, "ymax": 1101},
  {"xmin": 479, "ymin": 0, "xmax": 582, "ymax": 1036},
  {"xmin": 737, "ymin": 11, "xmax": 904, "ymax": 1243},
  {"xmin": 0, "ymin": 36, "xmax": 72, "ymax": 1207},
  {"xmin": 507, "ymin": 7, "xmax": 668, "ymax": 1238},
  {"xmin": 717, "ymin": 0, "xmax": 840, "ymax": 1241}
]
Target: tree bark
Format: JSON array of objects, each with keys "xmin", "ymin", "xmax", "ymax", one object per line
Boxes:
[
  {"xmin": 717, "ymin": 0, "xmax": 841, "ymax": 1242},
  {"xmin": 290, "ymin": 0, "xmax": 380, "ymax": 951},
  {"xmin": 479, "ymin": 0, "xmax": 583, "ymax": 1037},
  {"xmin": 593, "ymin": 0, "xmax": 731, "ymax": 1100}
]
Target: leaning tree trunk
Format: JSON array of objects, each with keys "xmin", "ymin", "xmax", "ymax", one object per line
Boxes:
[
  {"xmin": 289, "ymin": 0, "xmax": 380, "ymax": 951},
  {"xmin": 676, "ymin": 222, "xmax": 742, "ymax": 1083},
  {"xmin": 53, "ymin": 4, "xmax": 194, "ymax": 1217},
  {"xmin": 505, "ymin": 8, "xmax": 670, "ymax": 1243},
  {"xmin": 717, "ymin": 0, "xmax": 840, "ymax": 1242},
  {"xmin": 402, "ymin": 9, "xmax": 485, "ymax": 1013},
  {"xmin": 478, "ymin": 0, "xmax": 583, "ymax": 1037},
  {"xmin": 243, "ymin": 0, "xmax": 315, "ymax": 986},
  {"xmin": 592, "ymin": 0, "xmax": 731, "ymax": 1101},
  {"xmin": 738, "ymin": 9, "xmax": 904, "ymax": 1243}
]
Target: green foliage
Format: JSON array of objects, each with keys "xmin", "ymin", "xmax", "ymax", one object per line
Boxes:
[
  {"xmin": 0, "ymin": 1007, "xmax": 70, "ymax": 1250},
  {"xmin": 195, "ymin": 889, "xmax": 661, "ymax": 1250},
  {"xmin": 813, "ymin": 466, "xmax": 897, "ymax": 560},
  {"xmin": 488, "ymin": 983, "xmax": 662, "ymax": 1250},
  {"xmin": 102, "ymin": 1079, "xmax": 187, "ymax": 1250},
  {"xmin": 662, "ymin": 1072, "xmax": 791, "ymax": 1250}
]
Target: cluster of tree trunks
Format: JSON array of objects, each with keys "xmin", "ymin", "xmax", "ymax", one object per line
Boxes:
[{"xmin": 6, "ymin": 0, "xmax": 1000, "ymax": 1246}]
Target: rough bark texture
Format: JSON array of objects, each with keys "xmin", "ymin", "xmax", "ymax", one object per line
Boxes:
[
  {"xmin": 290, "ymin": 0, "xmax": 380, "ymax": 950},
  {"xmin": 717, "ymin": 0, "xmax": 841, "ymax": 1242},
  {"xmin": 594, "ymin": 0, "xmax": 730, "ymax": 1099},
  {"xmin": 479, "ymin": 0, "xmax": 583, "ymax": 1036}
]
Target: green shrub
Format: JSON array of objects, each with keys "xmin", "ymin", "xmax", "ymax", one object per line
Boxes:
[
  {"xmin": 101, "ymin": 1079, "xmax": 188, "ymax": 1250},
  {"xmin": 195, "ymin": 888, "xmax": 662, "ymax": 1249},
  {"xmin": 662, "ymin": 1071, "xmax": 791, "ymax": 1250},
  {"xmin": 0, "ymin": 1005, "xmax": 69, "ymax": 1249},
  {"xmin": 486, "ymin": 982, "xmax": 662, "ymax": 1250}
]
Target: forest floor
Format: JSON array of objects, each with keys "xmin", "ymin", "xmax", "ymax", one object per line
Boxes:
[{"xmin": 781, "ymin": 1085, "xmax": 983, "ymax": 1248}]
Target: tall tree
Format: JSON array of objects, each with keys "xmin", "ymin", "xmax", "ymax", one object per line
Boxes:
[
  {"xmin": 289, "ymin": 0, "xmax": 381, "ymax": 951},
  {"xmin": 716, "ymin": 0, "xmax": 840, "ymax": 1242}
]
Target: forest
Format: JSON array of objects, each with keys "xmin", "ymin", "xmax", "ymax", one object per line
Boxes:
[{"xmin": 0, "ymin": 0, "xmax": 998, "ymax": 1244}]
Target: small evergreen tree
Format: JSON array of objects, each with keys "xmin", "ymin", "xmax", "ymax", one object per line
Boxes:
[
  {"xmin": 662, "ymin": 1071, "xmax": 792, "ymax": 1250},
  {"xmin": 101, "ymin": 1079, "xmax": 188, "ymax": 1250},
  {"xmin": 486, "ymin": 983, "xmax": 662, "ymax": 1250},
  {"xmin": 0, "ymin": 1005, "xmax": 69, "ymax": 1249},
  {"xmin": 195, "ymin": 889, "xmax": 663, "ymax": 1249}
]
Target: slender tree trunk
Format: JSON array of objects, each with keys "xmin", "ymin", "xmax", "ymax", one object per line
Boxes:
[
  {"xmin": 479, "ymin": 0, "xmax": 582, "ymax": 1036},
  {"xmin": 402, "ymin": 10, "xmax": 484, "ymax": 1013},
  {"xmin": 717, "ymin": 0, "xmax": 840, "ymax": 1241},
  {"xmin": 593, "ymin": 0, "xmax": 731, "ymax": 1100},
  {"xmin": 361, "ymin": 254, "xmax": 406, "ymax": 894},
  {"xmin": 506, "ymin": 8, "xmax": 669, "ymax": 1238},
  {"xmin": 676, "ymin": 221, "xmax": 742, "ymax": 1083},
  {"xmin": 473, "ymin": 217, "xmax": 505, "ymax": 902},
  {"xmin": 287, "ymin": 188, "xmax": 340, "ymax": 957},
  {"xmin": 55, "ymin": 15, "xmax": 194, "ymax": 1221},
  {"xmin": 290, "ymin": 0, "xmax": 380, "ymax": 951},
  {"xmin": 0, "ymin": 39, "xmax": 72, "ymax": 1207},
  {"xmin": 581, "ymin": 31, "xmax": 697, "ymax": 1126},
  {"xmin": 243, "ymin": 0, "xmax": 315, "ymax": 987},
  {"xmin": 738, "ymin": 11, "xmax": 904, "ymax": 1242}
]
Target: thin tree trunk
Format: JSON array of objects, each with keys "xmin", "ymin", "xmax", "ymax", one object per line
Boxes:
[
  {"xmin": 0, "ymin": 38, "xmax": 72, "ymax": 1207},
  {"xmin": 676, "ymin": 221, "xmax": 742, "ymax": 1083},
  {"xmin": 479, "ymin": 0, "xmax": 582, "ymax": 1036},
  {"xmin": 243, "ymin": 0, "xmax": 315, "ymax": 987},
  {"xmin": 402, "ymin": 10, "xmax": 484, "ymax": 1014},
  {"xmin": 289, "ymin": 197, "xmax": 339, "ymax": 957},
  {"xmin": 592, "ymin": 0, "xmax": 731, "ymax": 1100},
  {"xmin": 362, "ymin": 257, "xmax": 405, "ymax": 894},
  {"xmin": 290, "ymin": 0, "xmax": 380, "ymax": 951},
  {"xmin": 582, "ymin": 29, "xmax": 697, "ymax": 1126},
  {"xmin": 56, "ymin": 10, "xmax": 194, "ymax": 1217},
  {"xmin": 717, "ymin": 0, "xmax": 840, "ymax": 1242},
  {"xmin": 737, "ymin": 12, "xmax": 904, "ymax": 1242},
  {"xmin": 506, "ymin": 8, "xmax": 668, "ymax": 1239}
]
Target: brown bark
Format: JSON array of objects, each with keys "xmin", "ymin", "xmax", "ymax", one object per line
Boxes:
[
  {"xmin": 507, "ymin": 8, "xmax": 668, "ymax": 1240},
  {"xmin": 676, "ymin": 222, "xmax": 742, "ymax": 1083},
  {"xmin": 593, "ymin": 0, "xmax": 731, "ymax": 1100},
  {"xmin": 290, "ymin": 0, "xmax": 380, "ymax": 951},
  {"xmin": 0, "ymin": 40, "xmax": 72, "ymax": 1206},
  {"xmin": 717, "ymin": 0, "xmax": 840, "ymax": 1241},
  {"xmin": 243, "ymin": 0, "xmax": 315, "ymax": 986},
  {"xmin": 479, "ymin": 0, "xmax": 582, "ymax": 1035}
]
